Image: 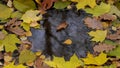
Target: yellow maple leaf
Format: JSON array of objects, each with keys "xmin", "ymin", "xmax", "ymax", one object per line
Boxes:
[
  {"xmin": 3, "ymin": 62, "xmax": 27, "ymax": 68},
  {"xmin": 71, "ymin": 0, "xmax": 96, "ymax": 10},
  {"xmin": 88, "ymin": 30, "xmax": 107, "ymax": 42},
  {"xmin": 21, "ymin": 10, "xmax": 42, "ymax": 23},
  {"xmin": 82, "ymin": 52, "xmax": 108, "ymax": 65},
  {"xmin": 44, "ymin": 54, "xmax": 82, "ymax": 68}
]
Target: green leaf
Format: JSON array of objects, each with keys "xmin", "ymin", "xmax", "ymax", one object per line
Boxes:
[
  {"xmin": 54, "ymin": 0, "xmax": 71, "ymax": 9},
  {"xmin": 104, "ymin": 40, "xmax": 118, "ymax": 46},
  {"xmin": 13, "ymin": 0, "xmax": 36, "ymax": 12},
  {"xmin": 85, "ymin": 2, "xmax": 110, "ymax": 16},
  {"xmin": 0, "ymin": 3, "xmax": 13, "ymax": 20},
  {"xmin": 1, "ymin": 34, "xmax": 21, "ymax": 52},
  {"xmin": 11, "ymin": 11, "xmax": 23, "ymax": 19},
  {"xmin": 107, "ymin": 45, "xmax": 120, "ymax": 58},
  {"xmin": 19, "ymin": 50, "xmax": 36, "ymax": 63}
]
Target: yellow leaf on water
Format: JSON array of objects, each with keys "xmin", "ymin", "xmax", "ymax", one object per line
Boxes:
[
  {"xmin": 44, "ymin": 54, "xmax": 81, "ymax": 68},
  {"xmin": 82, "ymin": 52, "xmax": 108, "ymax": 65},
  {"xmin": 88, "ymin": 30, "xmax": 107, "ymax": 42},
  {"xmin": 71, "ymin": 0, "xmax": 96, "ymax": 10},
  {"xmin": 63, "ymin": 39, "xmax": 72, "ymax": 45}
]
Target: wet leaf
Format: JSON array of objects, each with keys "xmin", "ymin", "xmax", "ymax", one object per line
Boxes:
[
  {"xmin": 57, "ymin": 21, "xmax": 68, "ymax": 31},
  {"xmin": 63, "ymin": 39, "xmax": 72, "ymax": 45},
  {"xmin": 88, "ymin": 30, "xmax": 107, "ymax": 42},
  {"xmin": 85, "ymin": 2, "xmax": 110, "ymax": 16},
  {"xmin": 82, "ymin": 52, "xmax": 108, "ymax": 65}
]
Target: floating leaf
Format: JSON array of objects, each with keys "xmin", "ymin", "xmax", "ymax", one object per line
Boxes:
[
  {"xmin": 88, "ymin": 30, "xmax": 107, "ymax": 42},
  {"xmin": 44, "ymin": 54, "xmax": 81, "ymax": 68},
  {"xmin": 85, "ymin": 2, "xmax": 110, "ymax": 16},
  {"xmin": 19, "ymin": 50, "xmax": 36, "ymax": 63},
  {"xmin": 13, "ymin": 0, "xmax": 36, "ymax": 12},
  {"xmin": 3, "ymin": 62, "xmax": 27, "ymax": 68},
  {"xmin": 54, "ymin": 0, "xmax": 71, "ymax": 9},
  {"xmin": 82, "ymin": 52, "xmax": 108, "ymax": 65},
  {"xmin": 57, "ymin": 21, "xmax": 68, "ymax": 31},
  {"xmin": 63, "ymin": 39, "xmax": 72, "ymax": 45},
  {"xmin": 21, "ymin": 22, "xmax": 30, "ymax": 31},
  {"xmin": 71, "ymin": 0, "xmax": 96, "ymax": 10},
  {"xmin": 0, "ymin": 3, "xmax": 13, "ymax": 20},
  {"xmin": 0, "ymin": 34, "xmax": 20, "ymax": 52}
]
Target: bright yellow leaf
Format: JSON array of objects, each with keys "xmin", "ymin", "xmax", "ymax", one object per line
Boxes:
[
  {"xmin": 63, "ymin": 39, "xmax": 72, "ymax": 45},
  {"xmin": 88, "ymin": 30, "xmax": 107, "ymax": 42},
  {"xmin": 71, "ymin": 0, "xmax": 96, "ymax": 10},
  {"xmin": 44, "ymin": 54, "xmax": 82, "ymax": 68},
  {"xmin": 21, "ymin": 10, "xmax": 42, "ymax": 23},
  {"xmin": 82, "ymin": 52, "xmax": 108, "ymax": 65},
  {"xmin": 3, "ymin": 62, "xmax": 27, "ymax": 68}
]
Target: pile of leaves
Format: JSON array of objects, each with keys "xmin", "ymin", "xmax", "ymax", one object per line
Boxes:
[{"xmin": 0, "ymin": 0, "xmax": 120, "ymax": 68}]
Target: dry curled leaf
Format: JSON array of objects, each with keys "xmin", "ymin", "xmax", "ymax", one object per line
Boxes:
[
  {"xmin": 107, "ymin": 29, "xmax": 120, "ymax": 40},
  {"xmin": 99, "ymin": 13, "xmax": 117, "ymax": 21},
  {"xmin": 84, "ymin": 17, "xmax": 103, "ymax": 29},
  {"xmin": 5, "ymin": 18, "xmax": 25, "ymax": 36},
  {"xmin": 57, "ymin": 21, "xmax": 68, "ymax": 31},
  {"xmin": 93, "ymin": 43, "xmax": 116, "ymax": 52}
]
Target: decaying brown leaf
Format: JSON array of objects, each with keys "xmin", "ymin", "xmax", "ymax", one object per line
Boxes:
[
  {"xmin": 93, "ymin": 43, "xmax": 116, "ymax": 52},
  {"xmin": 107, "ymin": 29, "xmax": 120, "ymax": 40},
  {"xmin": 0, "ymin": 32, "xmax": 6, "ymax": 40},
  {"xmin": 84, "ymin": 17, "xmax": 103, "ymax": 29},
  {"xmin": 57, "ymin": 21, "xmax": 68, "ymax": 31},
  {"xmin": 99, "ymin": 13, "xmax": 117, "ymax": 21},
  {"xmin": 42, "ymin": 0, "xmax": 56, "ymax": 10},
  {"xmin": 5, "ymin": 18, "xmax": 25, "ymax": 36}
]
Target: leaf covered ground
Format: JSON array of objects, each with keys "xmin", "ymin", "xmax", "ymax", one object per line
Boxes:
[{"xmin": 0, "ymin": 0, "xmax": 120, "ymax": 68}]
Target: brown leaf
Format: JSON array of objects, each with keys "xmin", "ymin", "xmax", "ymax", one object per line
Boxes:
[
  {"xmin": 0, "ymin": 32, "xmax": 6, "ymax": 40},
  {"xmin": 57, "ymin": 21, "xmax": 68, "ymax": 31},
  {"xmin": 99, "ymin": 14, "xmax": 117, "ymax": 21},
  {"xmin": 84, "ymin": 17, "xmax": 103, "ymax": 29},
  {"xmin": 107, "ymin": 29, "xmax": 120, "ymax": 40},
  {"xmin": 93, "ymin": 43, "xmax": 116, "ymax": 52},
  {"xmin": 5, "ymin": 18, "xmax": 25, "ymax": 36},
  {"xmin": 42, "ymin": 0, "xmax": 56, "ymax": 10}
]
